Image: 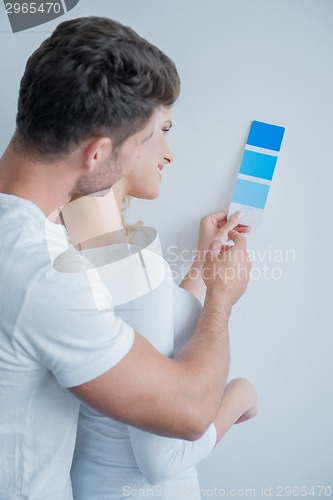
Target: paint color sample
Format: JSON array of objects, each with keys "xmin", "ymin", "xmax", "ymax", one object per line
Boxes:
[
  {"xmin": 239, "ymin": 150, "xmax": 277, "ymax": 181},
  {"xmin": 228, "ymin": 120, "xmax": 285, "ymax": 227},
  {"xmin": 232, "ymin": 179, "xmax": 270, "ymax": 209},
  {"xmin": 247, "ymin": 120, "xmax": 285, "ymax": 151}
]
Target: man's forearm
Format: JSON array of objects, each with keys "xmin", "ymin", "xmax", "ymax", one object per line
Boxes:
[{"xmin": 174, "ymin": 285, "xmax": 232, "ymax": 428}]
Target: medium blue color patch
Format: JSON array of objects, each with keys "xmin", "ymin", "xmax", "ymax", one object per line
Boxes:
[
  {"xmin": 247, "ymin": 121, "xmax": 285, "ymax": 151},
  {"xmin": 232, "ymin": 179, "xmax": 270, "ymax": 209},
  {"xmin": 240, "ymin": 150, "xmax": 277, "ymax": 180}
]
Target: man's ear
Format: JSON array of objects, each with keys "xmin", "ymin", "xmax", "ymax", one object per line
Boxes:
[{"xmin": 83, "ymin": 137, "xmax": 113, "ymax": 173}]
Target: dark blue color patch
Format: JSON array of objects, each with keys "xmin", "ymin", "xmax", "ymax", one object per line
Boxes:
[{"xmin": 247, "ymin": 121, "xmax": 285, "ymax": 152}]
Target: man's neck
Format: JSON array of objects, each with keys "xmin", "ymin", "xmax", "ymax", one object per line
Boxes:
[{"xmin": 0, "ymin": 145, "xmax": 76, "ymax": 217}]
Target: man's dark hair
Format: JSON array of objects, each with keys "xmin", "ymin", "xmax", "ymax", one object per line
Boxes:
[{"xmin": 13, "ymin": 16, "xmax": 180, "ymax": 160}]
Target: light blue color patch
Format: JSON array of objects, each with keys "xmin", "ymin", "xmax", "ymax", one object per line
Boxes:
[
  {"xmin": 240, "ymin": 150, "xmax": 277, "ymax": 180},
  {"xmin": 247, "ymin": 121, "xmax": 285, "ymax": 151},
  {"xmin": 232, "ymin": 178, "xmax": 270, "ymax": 209}
]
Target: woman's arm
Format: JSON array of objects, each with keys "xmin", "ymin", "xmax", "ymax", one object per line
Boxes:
[
  {"xmin": 213, "ymin": 378, "xmax": 257, "ymax": 444},
  {"xmin": 127, "ymin": 378, "xmax": 257, "ymax": 485},
  {"xmin": 179, "ymin": 258, "xmax": 206, "ymax": 303},
  {"xmin": 128, "ymin": 421, "xmax": 217, "ymax": 485}
]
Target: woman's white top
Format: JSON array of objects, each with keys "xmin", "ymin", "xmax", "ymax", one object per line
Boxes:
[{"xmin": 65, "ymin": 227, "xmax": 217, "ymax": 500}]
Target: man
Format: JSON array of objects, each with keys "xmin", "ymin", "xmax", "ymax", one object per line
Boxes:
[{"xmin": 0, "ymin": 16, "xmax": 251, "ymax": 499}]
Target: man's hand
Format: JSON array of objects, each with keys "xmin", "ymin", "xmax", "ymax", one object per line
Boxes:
[{"xmin": 202, "ymin": 226, "xmax": 252, "ymax": 306}]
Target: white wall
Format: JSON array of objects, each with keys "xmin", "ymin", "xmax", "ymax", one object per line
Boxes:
[{"xmin": 1, "ymin": 0, "xmax": 332, "ymax": 497}]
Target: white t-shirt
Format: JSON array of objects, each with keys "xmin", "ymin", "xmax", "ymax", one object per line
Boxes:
[
  {"xmin": 71, "ymin": 244, "xmax": 217, "ymax": 500},
  {"xmin": 0, "ymin": 194, "xmax": 135, "ymax": 500}
]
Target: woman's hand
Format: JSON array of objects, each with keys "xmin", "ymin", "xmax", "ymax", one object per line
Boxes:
[
  {"xmin": 234, "ymin": 381, "xmax": 258, "ymax": 424},
  {"xmin": 196, "ymin": 210, "xmax": 251, "ymax": 264},
  {"xmin": 213, "ymin": 378, "xmax": 258, "ymax": 443},
  {"xmin": 179, "ymin": 210, "xmax": 251, "ymax": 302}
]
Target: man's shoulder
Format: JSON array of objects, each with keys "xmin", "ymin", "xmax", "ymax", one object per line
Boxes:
[
  {"xmin": 0, "ymin": 212, "xmax": 52, "ymax": 287},
  {"xmin": 0, "ymin": 193, "xmax": 69, "ymax": 274},
  {"xmin": 0, "ymin": 195, "xmax": 87, "ymax": 315}
]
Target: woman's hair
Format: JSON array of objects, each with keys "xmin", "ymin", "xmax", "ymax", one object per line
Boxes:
[
  {"xmin": 121, "ymin": 196, "xmax": 143, "ymax": 234},
  {"xmin": 13, "ymin": 16, "xmax": 180, "ymax": 161}
]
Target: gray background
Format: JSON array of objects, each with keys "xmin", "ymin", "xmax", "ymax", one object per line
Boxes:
[{"xmin": 1, "ymin": 0, "xmax": 332, "ymax": 497}]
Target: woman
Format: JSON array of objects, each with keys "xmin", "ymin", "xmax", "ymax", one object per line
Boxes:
[{"xmin": 65, "ymin": 106, "xmax": 257, "ymax": 499}]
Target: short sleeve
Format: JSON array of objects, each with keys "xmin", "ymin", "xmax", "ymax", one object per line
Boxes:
[
  {"xmin": 128, "ymin": 422, "xmax": 217, "ymax": 485},
  {"xmin": 15, "ymin": 264, "xmax": 135, "ymax": 388}
]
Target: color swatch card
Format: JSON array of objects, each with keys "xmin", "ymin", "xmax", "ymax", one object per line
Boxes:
[{"xmin": 228, "ymin": 120, "xmax": 285, "ymax": 227}]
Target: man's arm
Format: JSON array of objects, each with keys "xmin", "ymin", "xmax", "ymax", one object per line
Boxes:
[
  {"xmin": 70, "ymin": 220, "xmax": 251, "ymax": 440},
  {"xmin": 70, "ymin": 288, "xmax": 230, "ymax": 440}
]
